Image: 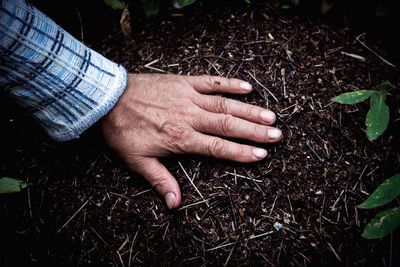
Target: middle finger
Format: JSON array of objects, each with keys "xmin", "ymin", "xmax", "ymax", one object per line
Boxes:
[{"xmin": 193, "ymin": 110, "xmax": 282, "ymax": 143}]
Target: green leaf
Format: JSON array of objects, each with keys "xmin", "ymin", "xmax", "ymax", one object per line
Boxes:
[
  {"xmin": 321, "ymin": 87, "xmax": 326, "ymax": 92},
  {"xmin": 362, "ymin": 207, "xmax": 400, "ymax": 239},
  {"xmin": 376, "ymin": 2, "xmax": 391, "ymax": 16},
  {"xmin": 176, "ymin": 0, "xmax": 197, "ymax": 7},
  {"xmin": 142, "ymin": 0, "xmax": 161, "ymax": 17},
  {"xmin": 331, "ymin": 90, "xmax": 377, "ymax": 104},
  {"xmin": 366, "ymin": 92, "xmax": 389, "ymax": 141},
  {"xmin": 321, "ymin": 0, "xmax": 334, "ymax": 15},
  {"xmin": 358, "ymin": 174, "xmax": 400, "ymax": 209},
  {"xmin": 0, "ymin": 177, "xmax": 28, "ymax": 194},
  {"xmin": 104, "ymin": 0, "xmax": 126, "ymax": 10},
  {"xmin": 244, "ymin": 0, "xmax": 251, "ymax": 4},
  {"xmin": 292, "ymin": 0, "xmax": 300, "ymax": 6},
  {"xmin": 375, "ymin": 80, "xmax": 391, "ymax": 91}
]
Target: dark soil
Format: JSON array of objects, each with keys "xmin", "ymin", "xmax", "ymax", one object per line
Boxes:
[{"xmin": 1, "ymin": 1, "xmax": 400, "ymax": 266}]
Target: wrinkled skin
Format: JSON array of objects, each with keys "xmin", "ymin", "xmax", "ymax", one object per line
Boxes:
[{"xmin": 101, "ymin": 74, "xmax": 282, "ymax": 209}]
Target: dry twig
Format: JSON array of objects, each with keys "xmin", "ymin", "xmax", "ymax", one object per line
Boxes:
[
  {"xmin": 356, "ymin": 33, "xmax": 396, "ymax": 68},
  {"xmin": 57, "ymin": 198, "xmax": 91, "ymax": 233},
  {"xmin": 178, "ymin": 161, "xmax": 209, "ymax": 207},
  {"xmin": 246, "ymin": 70, "xmax": 278, "ymax": 102}
]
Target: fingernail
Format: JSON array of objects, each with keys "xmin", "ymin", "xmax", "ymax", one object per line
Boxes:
[
  {"xmin": 253, "ymin": 148, "xmax": 268, "ymax": 158},
  {"xmin": 268, "ymin": 129, "xmax": 282, "ymax": 139},
  {"xmin": 165, "ymin": 192, "xmax": 176, "ymax": 209},
  {"xmin": 260, "ymin": 110, "xmax": 276, "ymax": 123},
  {"xmin": 240, "ymin": 82, "xmax": 252, "ymax": 91}
]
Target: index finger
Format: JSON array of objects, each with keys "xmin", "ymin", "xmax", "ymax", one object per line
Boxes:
[{"xmin": 183, "ymin": 75, "xmax": 253, "ymax": 94}]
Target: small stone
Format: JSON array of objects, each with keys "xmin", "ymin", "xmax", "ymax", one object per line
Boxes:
[{"xmin": 273, "ymin": 222, "xmax": 283, "ymax": 231}]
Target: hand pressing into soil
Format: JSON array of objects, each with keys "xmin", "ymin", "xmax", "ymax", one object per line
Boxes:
[{"xmin": 101, "ymin": 74, "xmax": 282, "ymax": 209}]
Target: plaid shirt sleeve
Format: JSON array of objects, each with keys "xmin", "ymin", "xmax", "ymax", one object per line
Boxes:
[{"xmin": 0, "ymin": 0, "xmax": 128, "ymax": 141}]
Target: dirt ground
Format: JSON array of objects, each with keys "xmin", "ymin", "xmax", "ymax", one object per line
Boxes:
[{"xmin": 1, "ymin": 1, "xmax": 400, "ymax": 266}]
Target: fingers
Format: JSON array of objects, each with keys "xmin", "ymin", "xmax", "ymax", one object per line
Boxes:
[
  {"xmin": 183, "ymin": 75, "xmax": 253, "ymax": 94},
  {"xmin": 187, "ymin": 133, "xmax": 269, "ymax": 163},
  {"xmin": 194, "ymin": 111, "xmax": 282, "ymax": 143},
  {"xmin": 127, "ymin": 157, "xmax": 181, "ymax": 209},
  {"xmin": 194, "ymin": 95, "xmax": 276, "ymax": 125}
]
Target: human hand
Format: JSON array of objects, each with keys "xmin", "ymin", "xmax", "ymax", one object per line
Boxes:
[{"xmin": 101, "ymin": 74, "xmax": 282, "ymax": 209}]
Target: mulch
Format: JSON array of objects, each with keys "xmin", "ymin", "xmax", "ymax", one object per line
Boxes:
[{"xmin": 1, "ymin": 1, "xmax": 399, "ymax": 266}]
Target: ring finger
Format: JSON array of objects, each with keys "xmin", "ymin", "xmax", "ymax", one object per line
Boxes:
[{"xmin": 194, "ymin": 95, "xmax": 277, "ymax": 125}]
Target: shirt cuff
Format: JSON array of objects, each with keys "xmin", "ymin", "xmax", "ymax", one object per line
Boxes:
[{"xmin": 0, "ymin": 0, "xmax": 128, "ymax": 141}]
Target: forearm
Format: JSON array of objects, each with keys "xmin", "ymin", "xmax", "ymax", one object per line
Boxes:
[{"xmin": 0, "ymin": 0, "xmax": 127, "ymax": 141}]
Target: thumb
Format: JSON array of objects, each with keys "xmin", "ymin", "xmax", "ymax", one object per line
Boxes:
[{"xmin": 130, "ymin": 157, "xmax": 181, "ymax": 209}]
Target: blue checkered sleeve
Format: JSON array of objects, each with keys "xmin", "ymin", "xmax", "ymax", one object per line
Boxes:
[{"xmin": 0, "ymin": 0, "xmax": 128, "ymax": 141}]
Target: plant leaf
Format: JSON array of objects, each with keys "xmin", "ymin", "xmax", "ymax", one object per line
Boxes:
[
  {"xmin": 331, "ymin": 90, "xmax": 377, "ymax": 104},
  {"xmin": 142, "ymin": 0, "xmax": 161, "ymax": 17},
  {"xmin": 244, "ymin": 0, "xmax": 251, "ymax": 4},
  {"xmin": 104, "ymin": 0, "xmax": 126, "ymax": 10},
  {"xmin": 366, "ymin": 92, "xmax": 389, "ymax": 141},
  {"xmin": 321, "ymin": 0, "xmax": 334, "ymax": 15},
  {"xmin": 375, "ymin": 80, "xmax": 391, "ymax": 91},
  {"xmin": 376, "ymin": 3, "xmax": 391, "ymax": 16},
  {"xmin": 358, "ymin": 174, "xmax": 400, "ymax": 209},
  {"xmin": 0, "ymin": 177, "xmax": 28, "ymax": 194},
  {"xmin": 362, "ymin": 207, "xmax": 400, "ymax": 239},
  {"xmin": 176, "ymin": 0, "xmax": 197, "ymax": 7}
]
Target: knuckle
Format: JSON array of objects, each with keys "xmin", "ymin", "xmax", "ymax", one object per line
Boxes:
[
  {"xmin": 177, "ymin": 132, "xmax": 193, "ymax": 153},
  {"xmin": 238, "ymin": 147, "xmax": 247, "ymax": 158},
  {"xmin": 253, "ymin": 125, "xmax": 267, "ymax": 141},
  {"xmin": 213, "ymin": 96, "xmax": 228, "ymax": 114},
  {"xmin": 149, "ymin": 175, "xmax": 168, "ymax": 192},
  {"xmin": 208, "ymin": 138, "xmax": 226, "ymax": 157},
  {"xmin": 206, "ymin": 76, "xmax": 217, "ymax": 89},
  {"xmin": 244, "ymin": 105, "xmax": 254, "ymax": 118},
  {"xmin": 158, "ymin": 121, "xmax": 186, "ymax": 152},
  {"xmin": 227, "ymin": 78, "xmax": 235, "ymax": 88},
  {"xmin": 218, "ymin": 114, "xmax": 233, "ymax": 135},
  {"xmin": 172, "ymin": 103, "xmax": 189, "ymax": 116}
]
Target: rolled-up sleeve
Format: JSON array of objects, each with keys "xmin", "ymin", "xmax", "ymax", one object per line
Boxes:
[{"xmin": 0, "ymin": 0, "xmax": 127, "ymax": 141}]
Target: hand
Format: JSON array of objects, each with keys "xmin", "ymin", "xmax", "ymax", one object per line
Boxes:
[{"xmin": 101, "ymin": 74, "xmax": 282, "ymax": 209}]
